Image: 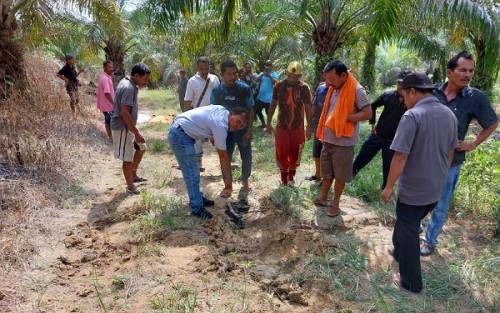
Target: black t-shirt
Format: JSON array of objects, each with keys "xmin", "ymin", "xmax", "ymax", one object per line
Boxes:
[
  {"xmin": 58, "ymin": 64, "xmax": 78, "ymax": 86},
  {"xmin": 370, "ymin": 91, "xmax": 407, "ymax": 140}
]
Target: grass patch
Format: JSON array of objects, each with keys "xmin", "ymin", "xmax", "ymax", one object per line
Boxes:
[
  {"xmin": 150, "ymin": 285, "xmax": 198, "ymax": 312},
  {"xmin": 138, "ymin": 88, "xmax": 179, "ymax": 116},
  {"xmin": 135, "ymin": 190, "xmax": 196, "ymax": 241},
  {"xmin": 269, "ymin": 184, "xmax": 313, "ymax": 219}
]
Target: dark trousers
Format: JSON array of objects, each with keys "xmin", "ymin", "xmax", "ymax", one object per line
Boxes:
[
  {"xmin": 254, "ymin": 100, "xmax": 270, "ymax": 124},
  {"xmin": 393, "ymin": 199, "xmax": 436, "ymax": 293},
  {"xmin": 227, "ymin": 128, "xmax": 252, "ymax": 182},
  {"xmin": 352, "ymin": 134, "xmax": 394, "ymax": 189}
]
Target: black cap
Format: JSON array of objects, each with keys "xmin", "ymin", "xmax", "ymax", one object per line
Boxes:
[
  {"xmin": 65, "ymin": 54, "xmax": 75, "ymax": 61},
  {"xmin": 401, "ymin": 72, "xmax": 436, "ymax": 90},
  {"xmin": 396, "ymin": 70, "xmax": 412, "ymax": 82}
]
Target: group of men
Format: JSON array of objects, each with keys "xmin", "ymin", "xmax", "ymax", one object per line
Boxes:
[{"xmin": 58, "ymin": 51, "xmax": 497, "ymax": 295}]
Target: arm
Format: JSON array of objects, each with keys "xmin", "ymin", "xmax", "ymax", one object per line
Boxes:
[
  {"xmin": 105, "ymin": 93, "xmax": 113, "ymax": 105},
  {"xmin": 448, "ymin": 149, "xmax": 455, "ymax": 166},
  {"xmin": 381, "ymin": 151, "xmax": 408, "ymax": 203},
  {"xmin": 245, "ymin": 107, "xmax": 255, "ymax": 141},
  {"xmin": 457, "ymin": 121, "xmax": 498, "ymax": 152},
  {"xmin": 120, "ymin": 104, "xmax": 144, "ymax": 143},
  {"xmin": 183, "ymin": 100, "xmax": 192, "ymax": 112},
  {"xmin": 304, "ymin": 101, "xmax": 312, "ymax": 140},
  {"xmin": 217, "ymin": 149, "xmax": 233, "ymax": 197},
  {"xmin": 57, "ymin": 73, "xmax": 68, "ymax": 86},
  {"xmin": 265, "ymin": 99, "xmax": 278, "ymax": 134},
  {"xmin": 347, "ymin": 105, "xmax": 372, "ymax": 122}
]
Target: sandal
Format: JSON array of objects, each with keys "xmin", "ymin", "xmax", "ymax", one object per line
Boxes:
[
  {"xmin": 126, "ymin": 186, "xmax": 140, "ymax": 195},
  {"xmin": 314, "ymin": 198, "xmax": 328, "ymax": 207},
  {"xmin": 326, "ymin": 205, "xmax": 341, "ymax": 217},
  {"xmin": 133, "ymin": 176, "xmax": 148, "ymax": 183}
]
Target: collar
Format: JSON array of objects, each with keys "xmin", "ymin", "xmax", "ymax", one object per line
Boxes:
[
  {"xmin": 102, "ymin": 71, "xmax": 112, "ymax": 79},
  {"xmin": 195, "ymin": 72, "xmax": 210, "ymax": 80},
  {"xmin": 436, "ymin": 82, "xmax": 469, "ymax": 97},
  {"xmin": 414, "ymin": 95, "xmax": 439, "ymax": 108},
  {"xmin": 125, "ymin": 75, "xmax": 138, "ymax": 88}
]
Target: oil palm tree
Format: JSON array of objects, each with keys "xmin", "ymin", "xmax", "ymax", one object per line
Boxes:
[{"xmin": 0, "ymin": 0, "xmax": 124, "ymax": 95}]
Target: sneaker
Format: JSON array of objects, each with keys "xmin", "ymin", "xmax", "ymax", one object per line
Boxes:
[
  {"xmin": 225, "ymin": 208, "xmax": 245, "ymax": 229},
  {"xmin": 420, "ymin": 242, "xmax": 435, "ymax": 256},
  {"xmin": 202, "ymin": 196, "xmax": 214, "ymax": 207},
  {"xmin": 191, "ymin": 207, "xmax": 213, "ymax": 220}
]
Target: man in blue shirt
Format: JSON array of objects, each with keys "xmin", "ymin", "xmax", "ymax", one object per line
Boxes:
[
  {"xmin": 255, "ymin": 60, "xmax": 279, "ymax": 128},
  {"xmin": 211, "ymin": 60, "xmax": 255, "ymax": 192}
]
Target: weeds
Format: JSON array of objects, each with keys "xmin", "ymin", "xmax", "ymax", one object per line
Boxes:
[
  {"xmin": 150, "ymin": 285, "xmax": 198, "ymax": 312},
  {"xmin": 270, "ymin": 184, "xmax": 311, "ymax": 218}
]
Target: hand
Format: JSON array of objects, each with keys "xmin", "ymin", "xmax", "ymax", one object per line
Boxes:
[
  {"xmin": 457, "ymin": 140, "xmax": 475, "ymax": 152},
  {"xmin": 244, "ymin": 129, "xmax": 253, "ymax": 142},
  {"xmin": 381, "ymin": 187, "xmax": 393, "ymax": 204},
  {"xmin": 209, "ymin": 137, "xmax": 215, "ymax": 146},
  {"xmin": 265, "ymin": 124, "xmax": 273, "ymax": 135},
  {"xmin": 220, "ymin": 188, "xmax": 232, "ymax": 198},
  {"xmin": 135, "ymin": 131, "xmax": 145, "ymax": 143},
  {"xmin": 79, "ymin": 67, "xmax": 85, "ymax": 73},
  {"xmin": 371, "ymin": 125, "xmax": 377, "ymax": 135}
]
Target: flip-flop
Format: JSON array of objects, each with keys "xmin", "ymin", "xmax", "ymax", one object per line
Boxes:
[
  {"xmin": 133, "ymin": 176, "xmax": 148, "ymax": 183},
  {"xmin": 326, "ymin": 205, "xmax": 341, "ymax": 217},
  {"xmin": 126, "ymin": 186, "xmax": 140, "ymax": 195},
  {"xmin": 314, "ymin": 198, "xmax": 328, "ymax": 207}
]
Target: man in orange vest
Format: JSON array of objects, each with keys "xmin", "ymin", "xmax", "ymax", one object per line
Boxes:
[{"xmin": 315, "ymin": 61, "xmax": 372, "ymax": 216}]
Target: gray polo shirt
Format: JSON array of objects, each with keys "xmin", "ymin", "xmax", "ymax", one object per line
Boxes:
[
  {"xmin": 391, "ymin": 96, "xmax": 458, "ymax": 205},
  {"xmin": 174, "ymin": 105, "xmax": 229, "ymax": 151},
  {"xmin": 111, "ymin": 76, "xmax": 139, "ymax": 130},
  {"xmin": 323, "ymin": 83, "xmax": 370, "ymax": 146}
]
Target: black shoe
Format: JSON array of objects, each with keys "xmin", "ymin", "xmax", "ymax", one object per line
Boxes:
[
  {"xmin": 202, "ymin": 196, "xmax": 215, "ymax": 207},
  {"xmin": 305, "ymin": 175, "xmax": 320, "ymax": 181},
  {"xmin": 420, "ymin": 242, "xmax": 435, "ymax": 256},
  {"xmin": 234, "ymin": 199, "xmax": 249, "ymax": 214},
  {"xmin": 224, "ymin": 203, "xmax": 245, "ymax": 229},
  {"xmin": 191, "ymin": 207, "xmax": 213, "ymax": 220}
]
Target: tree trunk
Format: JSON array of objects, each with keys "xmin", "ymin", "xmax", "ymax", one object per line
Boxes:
[
  {"xmin": 471, "ymin": 37, "xmax": 495, "ymax": 100},
  {"xmin": 361, "ymin": 38, "xmax": 377, "ymax": 94},
  {"xmin": 0, "ymin": 2, "xmax": 26, "ymax": 98},
  {"xmin": 104, "ymin": 39, "xmax": 126, "ymax": 89}
]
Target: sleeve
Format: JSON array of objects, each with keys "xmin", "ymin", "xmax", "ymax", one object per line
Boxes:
[
  {"xmin": 354, "ymin": 86, "xmax": 370, "ymax": 111},
  {"xmin": 57, "ymin": 66, "xmax": 66, "ymax": 76},
  {"xmin": 272, "ymin": 81, "xmax": 281, "ymax": 101},
  {"xmin": 303, "ymin": 85, "xmax": 312, "ymax": 104},
  {"xmin": 211, "ymin": 127, "xmax": 228, "ymax": 150},
  {"xmin": 472, "ymin": 91, "xmax": 499, "ymax": 129},
  {"xmin": 210, "ymin": 87, "xmax": 218, "ymax": 105},
  {"xmin": 272, "ymin": 72, "xmax": 279, "ymax": 80},
  {"xmin": 245, "ymin": 85, "xmax": 255, "ymax": 107},
  {"xmin": 390, "ymin": 114, "xmax": 416, "ymax": 155},
  {"xmin": 184, "ymin": 80, "xmax": 194, "ymax": 102},
  {"xmin": 103, "ymin": 78, "xmax": 113, "ymax": 95},
  {"xmin": 369, "ymin": 93, "xmax": 386, "ymax": 124},
  {"xmin": 118, "ymin": 87, "xmax": 135, "ymax": 107}
]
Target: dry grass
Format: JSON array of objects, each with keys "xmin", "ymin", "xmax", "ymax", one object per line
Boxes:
[{"xmin": 0, "ymin": 51, "xmax": 108, "ymax": 311}]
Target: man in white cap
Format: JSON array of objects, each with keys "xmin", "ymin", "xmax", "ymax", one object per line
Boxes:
[{"xmin": 266, "ymin": 61, "xmax": 312, "ymax": 185}]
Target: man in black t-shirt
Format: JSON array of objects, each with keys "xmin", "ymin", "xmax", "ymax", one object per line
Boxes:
[
  {"xmin": 352, "ymin": 70, "xmax": 410, "ymax": 189},
  {"xmin": 57, "ymin": 54, "xmax": 84, "ymax": 114}
]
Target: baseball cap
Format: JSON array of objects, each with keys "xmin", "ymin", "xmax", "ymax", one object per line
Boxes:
[
  {"xmin": 396, "ymin": 70, "xmax": 412, "ymax": 82},
  {"xmin": 401, "ymin": 72, "xmax": 436, "ymax": 90},
  {"xmin": 65, "ymin": 54, "xmax": 75, "ymax": 61},
  {"xmin": 287, "ymin": 61, "xmax": 303, "ymax": 75}
]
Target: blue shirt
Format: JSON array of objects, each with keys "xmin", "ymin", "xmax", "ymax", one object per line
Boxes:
[
  {"xmin": 257, "ymin": 71, "xmax": 279, "ymax": 103},
  {"xmin": 210, "ymin": 81, "xmax": 254, "ymax": 111},
  {"xmin": 434, "ymin": 83, "xmax": 498, "ymax": 166},
  {"xmin": 312, "ymin": 83, "xmax": 328, "ymax": 128}
]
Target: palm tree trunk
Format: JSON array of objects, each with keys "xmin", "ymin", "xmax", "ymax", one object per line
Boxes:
[
  {"xmin": 0, "ymin": 2, "xmax": 26, "ymax": 98},
  {"xmin": 471, "ymin": 37, "xmax": 495, "ymax": 99},
  {"xmin": 361, "ymin": 38, "xmax": 377, "ymax": 94},
  {"xmin": 104, "ymin": 39, "xmax": 126, "ymax": 88}
]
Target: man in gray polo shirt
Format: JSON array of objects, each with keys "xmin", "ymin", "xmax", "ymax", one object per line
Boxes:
[
  {"xmin": 168, "ymin": 105, "xmax": 248, "ymax": 220},
  {"xmin": 382, "ymin": 72, "xmax": 458, "ymax": 294},
  {"xmin": 111, "ymin": 63, "xmax": 151, "ymax": 195}
]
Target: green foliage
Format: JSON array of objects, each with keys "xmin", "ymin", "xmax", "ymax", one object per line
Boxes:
[
  {"xmin": 453, "ymin": 140, "xmax": 499, "ymax": 223},
  {"xmin": 150, "ymin": 285, "xmax": 198, "ymax": 312},
  {"xmin": 270, "ymin": 184, "xmax": 312, "ymax": 219}
]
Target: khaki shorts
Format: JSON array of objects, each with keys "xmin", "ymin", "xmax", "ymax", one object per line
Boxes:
[
  {"xmin": 112, "ymin": 129, "xmax": 145, "ymax": 162},
  {"xmin": 320, "ymin": 143, "xmax": 354, "ymax": 183}
]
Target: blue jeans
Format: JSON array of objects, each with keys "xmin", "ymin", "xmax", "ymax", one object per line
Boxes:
[
  {"xmin": 352, "ymin": 134, "xmax": 394, "ymax": 189},
  {"xmin": 168, "ymin": 124, "xmax": 203, "ymax": 213},
  {"xmin": 227, "ymin": 128, "xmax": 252, "ymax": 182},
  {"xmin": 424, "ymin": 165, "xmax": 462, "ymax": 245}
]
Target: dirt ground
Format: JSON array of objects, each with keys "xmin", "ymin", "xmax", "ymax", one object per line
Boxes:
[{"xmin": 1, "ymin": 88, "xmax": 498, "ymax": 313}]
